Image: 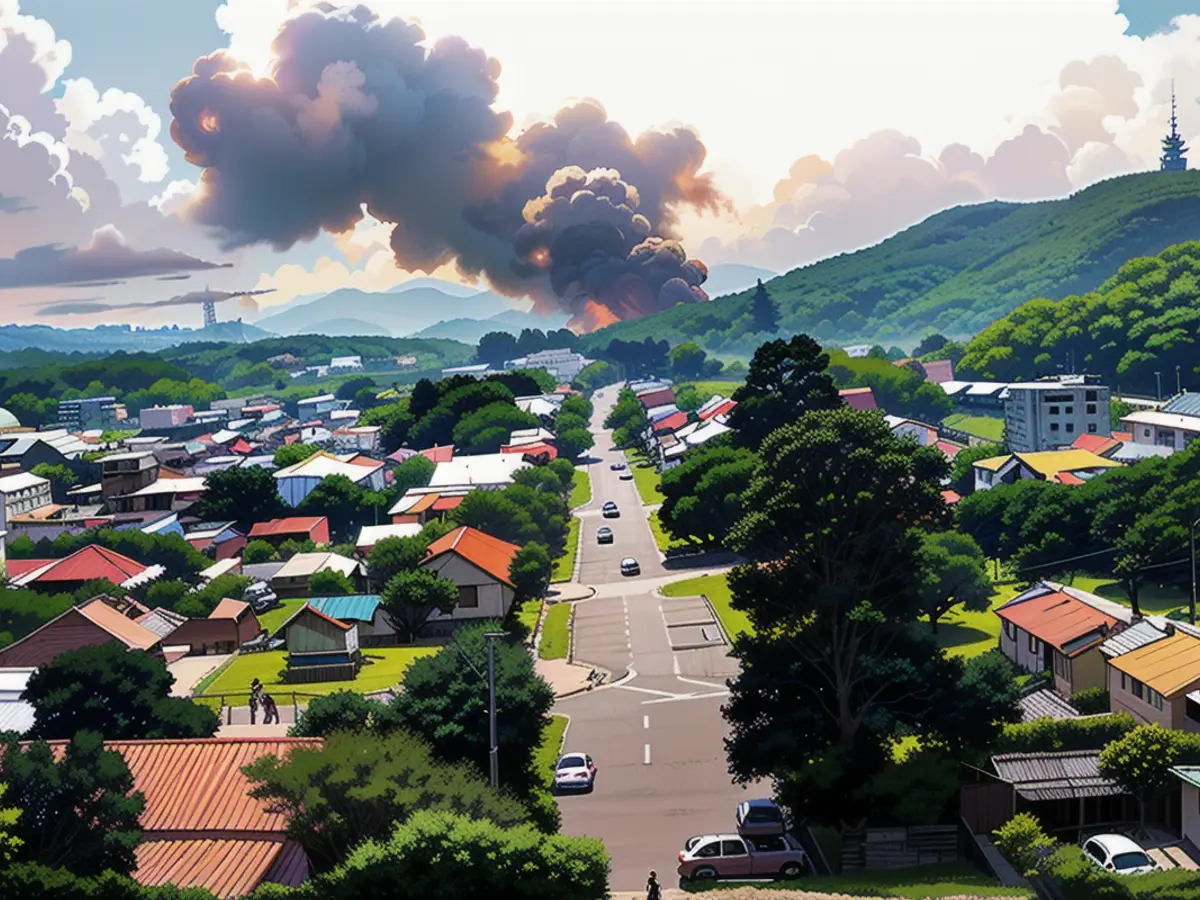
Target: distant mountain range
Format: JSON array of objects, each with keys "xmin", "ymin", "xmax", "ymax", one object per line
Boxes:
[
  {"xmin": 0, "ymin": 320, "xmax": 275, "ymax": 354},
  {"xmin": 580, "ymin": 171, "xmax": 1200, "ymax": 355},
  {"xmin": 412, "ymin": 308, "xmax": 573, "ymax": 344}
]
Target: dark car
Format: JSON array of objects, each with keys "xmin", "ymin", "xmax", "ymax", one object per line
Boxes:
[
  {"xmin": 620, "ymin": 557, "xmax": 640, "ymax": 576},
  {"xmin": 602, "ymin": 501, "xmax": 620, "ymax": 518},
  {"xmin": 610, "ymin": 462, "xmax": 627, "ymax": 471},
  {"xmin": 736, "ymin": 799, "xmax": 787, "ymax": 836},
  {"xmin": 596, "ymin": 526, "xmax": 614, "ymax": 544}
]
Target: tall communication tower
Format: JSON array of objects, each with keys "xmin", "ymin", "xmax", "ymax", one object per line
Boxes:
[{"xmin": 202, "ymin": 287, "xmax": 217, "ymax": 328}]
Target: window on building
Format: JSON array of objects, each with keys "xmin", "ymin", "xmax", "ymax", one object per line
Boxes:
[
  {"xmin": 1049, "ymin": 406, "xmax": 1060, "ymax": 415},
  {"xmin": 1004, "ymin": 620, "xmax": 1016, "ymax": 640},
  {"xmin": 1050, "ymin": 423, "xmax": 1060, "ymax": 432},
  {"xmin": 1145, "ymin": 429, "xmax": 1152, "ymax": 438},
  {"xmin": 1065, "ymin": 406, "xmax": 1074, "ymax": 415},
  {"xmin": 1029, "ymin": 634, "xmax": 1040, "ymax": 654},
  {"xmin": 1150, "ymin": 689, "xmax": 1164, "ymax": 711},
  {"xmin": 1087, "ymin": 404, "xmax": 1097, "ymax": 415},
  {"xmin": 1120, "ymin": 672, "xmax": 1128, "ymax": 692},
  {"xmin": 1088, "ymin": 424, "xmax": 1097, "ymax": 433},
  {"xmin": 1065, "ymin": 423, "xmax": 1074, "ymax": 434},
  {"xmin": 1131, "ymin": 678, "xmax": 1145, "ymax": 700},
  {"xmin": 1053, "ymin": 650, "xmax": 1070, "ymax": 679},
  {"xmin": 458, "ymin": 585, "xmax": 479, "ymax": 608}
]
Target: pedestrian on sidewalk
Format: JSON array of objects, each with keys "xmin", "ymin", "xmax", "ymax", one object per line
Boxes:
[
  {"xmin": 261, "ymin": 692, "xmax": 279, "ymax": 725},
  {"xmin": 646, "ymin": 869, "xmax": 661, "ymax": 900},
  {"xmin": 248, "ymin": 678, "xmax": 262, "ymax": 725}
]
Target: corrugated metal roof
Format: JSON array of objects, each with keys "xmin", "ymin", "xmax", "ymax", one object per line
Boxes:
[
  {"xmin": 1018, "ymin": 689, "xmax": 1080, "ymax": 723},
  {"xmin": 1173, "ymin": 766, "xmax": 1200, "ymax": 790},
  {"xmin": 995, "ymin": 590, "xmax": 1118, "ymax": 656},
  {"xmin": 137, "ymin": 607, "xmax": 188, "ymax": 639},
  {"xmin": 0, "ymin": 699, "xmax": 34, "ymax": 735},
  {"xmin": 307, "ymin": 595, "xmax": 381, "ymax": 623},
  {"xmin": 1100, "ymin": 619, "xmax": 1168, "ymax": 658},
  {"xmin": 134, "ymin": 836, "xmax": 304, "ymax": 899},
  {"xmin": 1162, "ymin": 392, "xmax": 1200, "ymax": 418},
  {"xmin": 991, "ymin": 750, "xmax": 1121, "ymax": 801}
]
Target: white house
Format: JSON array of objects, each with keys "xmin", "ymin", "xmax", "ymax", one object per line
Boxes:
[
  {"xmin": 273, "ymin": 451, "xmax": 386, "ymax": 506},
  {"xmin": 328, "ymin": 356, "xmax": 363, "ymax": 373},
  {"xmin": 419, "ymin": 525, "xmax": 520, "ymax": 635},
  {"xmin": 0, "ymin": 471, "xmax": 52, "ymax": 532},
  {"xmin": 428, "ymin": 453, "xmax": 529, "ymax": 490},
  {"xmin": 297, "ymin": 394, "xmax": 340, "ymax": 418}
]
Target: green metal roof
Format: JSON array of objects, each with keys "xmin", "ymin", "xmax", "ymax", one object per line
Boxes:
[
  {"xmin": 306, "ymin": 595, "xmax": 381, "ymax": 623},
  {"xmin": 1171, "ymin": 766, "xmax": 1200, "ymax": 789}
]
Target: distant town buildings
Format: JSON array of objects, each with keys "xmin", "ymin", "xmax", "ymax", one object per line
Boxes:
[
  {"xmin": 140, "ymin": 404, "xmax": 194, "ymax": 430},
  {"xmin": 1003, "ymin": 379, "xmax": 1111, "ymax": 452},
  {"xmin": 329, "ymin": 355, "xmax": 364, "ymax": 373},
  {"xmin": 58, "ymin": 396, "xmax": 125, "ymax": 431},
  {"xmin": 1122, "ymin": 392, "xmax": 1200, "ymax": 450}
]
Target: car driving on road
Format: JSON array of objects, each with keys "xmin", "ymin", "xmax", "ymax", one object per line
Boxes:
[
  {"xmin": 736, "ymin": 799, "xmax": 788, "ymax": 836},
  {"xmin": 620, "ymin": 557, "xmax": 640, "ymax": 576},
  {"xmin": 619, "ymin": 470, "xmax": 633, "ymax": 480},
  {"xmin": 602, "ymin": 501, "xmax": 620, "ymax": 518},
  {"xmin": 678, "ymin": 833, "xmax": 808, "ymax": 882},
  {"xmin": 553, "ymin": 752, "xmax": 597, "ymax": 793},
  {"xmin": 596, "ymin": 526, "xmax": 614, "ymax": 544},
  {"xmin": 610, "ymin": 461, "xmax": 627, "ymax": 471},
  {"xmin": 1082, "ymin": 834, "xmax": 1157, "ymax": 875}
]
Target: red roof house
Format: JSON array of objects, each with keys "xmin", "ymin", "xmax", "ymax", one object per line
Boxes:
[
  {"xmin": 921, "ymin": 359, "xmax": 955, "ymax": 384},
  {"xmin": 248, "ymin": 516, "xmax": 330, "ymax": 546},
  {"xmin": 420, "ymin": 526, "xmax": 522, "ymax": 631},
  {"xmin": 839, "ymin": 387, "xmax": 878, "ymax": 411},
  {"xmin": 653, "ymin": 411, "xmax": 689, "ymax": 434},
  {"xmin": 12, "ymin": 545, "xmax": 154, "ymax": 593},
  {"xmin": 160, "ymin": 598, "xmax": 262, "ymax": 656},
  {"xmin": 0, "ymin": 595, "xmax": 163, "ymax": 667},
  {"xmin": 500, "ymin": 441, "xmax": 558, "ymax": 460},
  {"xmin": 1071, "ymin": 433, "xmax": 1122, "ymax": 458},
  {"xmin": 637, "ymin": 388, "xmax": 675, "ymax": 409},
  {"xmin": 419, "ymin": 445, "xmax": 454, "ymax": 464},
  {"xmin": 699, "ymin": 398, "xmax": 737, "ymax": 421}
]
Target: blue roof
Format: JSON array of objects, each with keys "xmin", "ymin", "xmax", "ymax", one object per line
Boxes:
[
  {"xmin": 1163, "ymin": 392, "xmax": 1200, "ymax": 418},
  {"xmin": 306, "ymin": 594, "xmax": 381, "ymax": 623}
]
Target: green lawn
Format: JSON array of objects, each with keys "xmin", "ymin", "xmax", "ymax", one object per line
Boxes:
[
  {"xmin": 514, "ymin": 597, "xmax": 542, "ymax": 636},
  {"xmin": 681, "ymin": 861, "xmax": 1030, "ymax": 897},
  {"xmin": 661, "ymin": 573, "xmax": 753, "ymax": 641},
  {"xmin": 1069, "ymin": 575, "xmax": 1187, "ymax": 616},
  {"xmin": 627, "ymin": 451, "xmax": 664, "ymax": 505},
  {"xmin": 569, "ymin": 467, "xmax": 592, "ymax": 508},
  {"xmin": 200, "ymin": 647, "xmax": 438, "ymax": 699},
  {"xmin": 942, "ymin": 413, "xmax": 1005, "ymax": 443},
  {"xmin": 258, "ymin": 598, "xmax": 306, "ymax": 637},
  {"xmin": 535, "ymin": 714, "xmax": 569, "ymax": 788},
  {"xmin": 539, "ymin": 603, "xmax": 571, "ymax": 660},
  {"xmin": 685, "ymin": 379, "xmax": 744, "ymax": 400},
  {"xmin": 649, "ymin": 510, "xmax": 690, "ymax": 554},
  {"xmin": 934, "ymin": 582, "xmax": 1021, "ymax": 660},
  {"xmin": 552, "ymin": 516, "xmax": 580, "ymax": 583}
]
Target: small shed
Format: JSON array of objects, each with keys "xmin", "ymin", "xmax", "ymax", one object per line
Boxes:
[
  {"xmin": 280, "ymin": 604, "xmax": 360, "ymax": 683},
  {"xmin": 306, "ymin": 594, "xmax": 394, "ymax": 646},
  {"xmin": 164, "ymin": 598, "xmax": 262, "ymax": 655}
]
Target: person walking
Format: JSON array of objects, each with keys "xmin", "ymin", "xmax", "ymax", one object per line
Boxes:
[
  {"xmin": 261, "ymin": 692, "xmax": 279, "ymax": 725},
  {"xmin": 646, "ymin": 869, "xmax": 661, "ymax": 900},
  {"xmin": 248, "ymin": 678, "xmax": 262, "ymax": 725}
]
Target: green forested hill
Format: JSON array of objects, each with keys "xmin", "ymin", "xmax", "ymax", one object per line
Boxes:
[
  {"xmin": 580, "ymin": 171, "xmax": 1200, "ymax": 356},
  {"xmin": 958, "ymin": 240, "xmax": 1200, "ymax": 395}
]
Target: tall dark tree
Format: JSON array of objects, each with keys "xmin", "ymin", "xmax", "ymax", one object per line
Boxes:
[
  {"xmin": 728, "ymin": 334, "xmax": 841, "ymax": 449},
  {"xmin": 380, "ymin": 568, "xmax": 460, "ymax": 642},
  {"xmin": 477, "ymin": 332, "xmax": 520, "ymax": 368},
  {"xmin": 25, "ymin": 644, "xmax": 218, "ymax": 740},
  {"xmin": 196, "ymin": 465, "xmax": 283, "ymax": 528},
  {"xmin": 722, "ymin": 408, "xmax": 1003, "ymax": 826},
  {"xmin": 918, "ymin": 531, "xmax": 992, "ymax": 633},
  {"xmin": 750, "ymin": 278, "xmax": 780, "ymax": 333},
  {"xmin": 0, "ymin": 731, "xmax": 145, "ymax": 876},
  {"xmin": 658, "ymin": 437, "xmax": 758, "ymax": 546}
]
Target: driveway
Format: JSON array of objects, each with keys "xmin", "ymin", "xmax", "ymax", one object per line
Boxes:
[{"xmin": 167, "ymin": 653, "xmax": 231, "ymax": 697}]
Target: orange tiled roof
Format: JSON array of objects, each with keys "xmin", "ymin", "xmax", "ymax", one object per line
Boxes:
[
  {"xmin": 431, "ymin": 495, "xmax": 464, "ymax": 511},
  {"xmin": 425, "ymin": 525, "xmax": 520, "ymax": 587},
  {"xmin": 995, "ymin": 590, "xmax": 1118, "ymax": 656},
  {"xmin": 1071, "ymin": 433, "xmax": 1121, "ymax": 456},
  {"xmin": 76, "ymin": 598, "xmax": 162, "ymax": 651},
  {"xmin": 420, "ymin": 445, "xmax": 454, "ymax": 463},
  {"xmin": 209, "ymin": 598, "xmax": 250, "ymax": 620},
  {"xmin": 135, "ymin": 837, "xmax": 307, "ymax": 899},
  {"xmin": 24, "ymin": 544, "xmax": 147, "ymax": 584},
  {"xmin": 248, "ymin": 517, "xmax": 327, "ymax": 538},
  {"xmin": 941, "ymin": 489, "xmax": 962, "ymax": 505}
]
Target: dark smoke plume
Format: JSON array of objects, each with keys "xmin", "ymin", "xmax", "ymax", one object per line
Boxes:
[{"xmin": 169, "ymin": 4, "xmax": 718, "ymax": 330}]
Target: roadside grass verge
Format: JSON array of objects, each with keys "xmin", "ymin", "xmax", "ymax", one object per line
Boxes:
[
  {"xmin": 552, "ymin": 517, "xmax": 581, "ymax": 582},
  {"xmin": 649, "ymin": 510, "xmax": 690, "ymax": 554},
  {"xmin": 570, "ymin": 467, "xmax": 592, "ymax": 508},
  {"xmin": 539, "ymin": 603, "xmax": 571, "ymax": 660},
  {"xmin": 535, "ymin": 714, "xmax": 569, "ymax": 788},
  {"xmin": 627, "ymin": 450, "xmax": 664, "ymax": 504}
]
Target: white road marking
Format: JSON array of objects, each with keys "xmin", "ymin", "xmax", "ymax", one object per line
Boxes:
[
  {"xmin": 615, "ymin": 684, "xmax": 679, "ymax": 698},
  {"xmin": 644, "ymin": 743, "xmax": 652, "ymax": 765},
  {"xmin": 643, "ymin": 714, "xmax": 650, "ymax": 729},
  {"xmin": 675, "ymin": 675, "xmax": 728, "ymax": 690},
  {"xmin": 641, "ymin": 691, "xmax": 730, "ymax": 706}
]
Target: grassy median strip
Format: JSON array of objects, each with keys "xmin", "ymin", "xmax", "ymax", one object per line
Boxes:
[
  {"xmin": 539, "ymin": 603, "xmax": 571, "ymax": 660},
  {"xmin": 661, "ymin": 573, "xmax": 753, "ymax": 641},
  {"xmin": 535, "ymin": 714, "xmax": 569, "ymax": 787},
  {"xmin": 569, "ymin": 467, "xmax": 592, "ymax": 508},
  {"xmin": 551, "ymin": 516, "xmax": 581, "ymax": 582}
]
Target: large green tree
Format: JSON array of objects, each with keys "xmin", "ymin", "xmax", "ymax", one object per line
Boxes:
[
  {"xmin": 243, "ymin": 730, "xmax": 530, "ymax": 872},
  {"xmin": 658, "ymin": 437, "xmax": 758, "ymax": 546},
  {"xmin": 452, "ymin": 402, "xmax": 541, "ymax": 454},
  {"xmin": 1099, "ymin": 724, "xmax": 1200, "ymax": 835},
  {"xmin": 380, "ymin": 569, "xmax": 460, "ymax": 643},
  {"xmin": 728, "ymin": 334, "xmax": 840, "ymax": 450},
  {"xmin": 721, "ymin": 408, "xmax": 1009, "ymax": 825},
  {"xmin": 196, "ymin": 465, "xmax": 283, "ymax": 528},
  {"xmin": 24, "ymin": 644, "xmax": 219, "ymax": 740},
  {"xmin": 750, "ymin": 278, "xmax": 781, "ymax": 333},
  {"xmin": 392, "ymin": 623, "xmax": 555, "ymax": 799},
  {"xmin": 918, "ymin": 531, "xmax": 992, "ymax": 633},
  {"xmin": 0, "ymin": 732, "xmax": 145, "ymax": 876}
]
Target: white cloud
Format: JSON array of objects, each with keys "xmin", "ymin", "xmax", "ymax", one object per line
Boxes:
[{"xmin": 251, "ymin": 249, "xmax": 474, "ymax": 308}]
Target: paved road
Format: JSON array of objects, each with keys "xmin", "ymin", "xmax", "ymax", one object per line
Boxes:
[{"xmin": 555, "ymin": 386, "xmax": 755, "ymax": 892}]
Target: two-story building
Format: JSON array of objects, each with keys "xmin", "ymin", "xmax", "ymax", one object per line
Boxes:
[
  {"xmin": 1106, "ymin": 625, "xmax": 1200, "ymax": 731},
  {"xmin": 0, "ymin": 471, "xmax": 52, "ymax": 531},
  {"xmin": 994, "ymin": 584, "xmax": 1122, "ymax": 696}
]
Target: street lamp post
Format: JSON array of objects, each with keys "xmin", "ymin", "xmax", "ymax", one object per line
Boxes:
[
  {"xmin": 1156, "ymin": 371, "xmax": 1163, "ymax": 402},
  {"xmin": 1178, "ymin": 365, "xmax": 1183, "ymax": 396},
  {"xmin": 1192, "ymin": 518, "xmax": 1200, "ymax": 627},
  {"xmin": 485, "ymin": 631, "xmax": 505, "ymax": 789}
]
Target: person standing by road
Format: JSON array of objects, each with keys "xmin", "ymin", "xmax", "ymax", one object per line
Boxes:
[
  {"xmin": 248, "ymin": 678, "xmax": 262, "ymax": 725},
  {"xmin": 646, "ymin": 870, "xmax": 661, "ymax": 900},
  {"xmin": 261, "ymin": 692, "xmax": 279, "ymax": 725}
]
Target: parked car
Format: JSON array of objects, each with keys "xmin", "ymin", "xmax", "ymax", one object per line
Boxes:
[
  {"xmin": 1082, "ymin": 835, "xmax": 1157, "ymax": 875},
  {"xmin": 553, "ymin": 752, "xmax": 597, "ymax": 792},
  {"xmin": 597, "ymin": 526, "xmax": 614, "ymax": 544},
  {"xmin": 610, "ymin": 462, "xmax": 627, "ymax": 471},
  {"xmin": 244, "ymin": 581, "xmax": 277, "ymax": 612},
  {"xmin": 736, "ymin": 799, "xmax": 787, "ymax": 836},
  {"xmin": 619, "ymin": 470, "xmax": 633, "ymax": 480},
  {"xmin": 678, "ymin": 833, "xmax": 808, "ymax": 882},
  {"xmin": 602, "ymin": 501, "xmax": 620, "ymax": 518},
  {"xmin": 620, "ymin": 557, "xmax": 640, "ymax": 576}
]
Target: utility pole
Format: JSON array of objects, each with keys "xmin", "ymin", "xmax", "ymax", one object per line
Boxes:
[
  {"xmin": 1155, "ymin": 371, "xmax": 1163, "ymax": 402},
  {"xmin": 1178, "ymin": 365, "xmax": 1183, "ymax": 395},
  {"xmin": 485, "ymin": 631, "xmax": 504, "ymax": 789}
]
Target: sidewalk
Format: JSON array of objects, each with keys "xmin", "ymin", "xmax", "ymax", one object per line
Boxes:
[
  {"xmin": 549, "ymin": 583, "xmax": 596, "ymax": 602},
  {"xmin": 535, "ymin": 657, "xmax": 598, "ymax": 696}
]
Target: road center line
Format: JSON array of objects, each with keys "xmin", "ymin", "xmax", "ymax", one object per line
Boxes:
[
  {"xmin": 644, "ymin": 743, "xmax": 651, "ymax": 765},
  {"xmin": 643, "ymin": 714, "xmax": 649, "ymax": 729}
]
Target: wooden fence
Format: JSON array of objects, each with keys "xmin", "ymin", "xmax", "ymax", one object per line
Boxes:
[{"xmin": 841, "ymin": 824, "xmax": 959, "ymax": 870}]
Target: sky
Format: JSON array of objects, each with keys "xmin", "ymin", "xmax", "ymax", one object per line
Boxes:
[{"xmin": 0, "ymin": 0, "xmax": 1198, "ymax": 331}]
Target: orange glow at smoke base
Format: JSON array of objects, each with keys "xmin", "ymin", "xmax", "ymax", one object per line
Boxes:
[
  {"xmin": 198, "ymin": 108, "xmax": 220, "ymax": 134},
  {"xmin": 570, "ymin": 300, "xmax": 621, "ymax": 333},
  {"xmin": 529, "ymin": 247, "xmax": 550, "ymax": 268}
]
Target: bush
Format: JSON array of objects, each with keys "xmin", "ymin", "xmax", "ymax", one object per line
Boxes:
[
  {"xmin": 243, "ymin": 539, "xmax": 278, "ymax": 564},
  {"xmin": 992, "ymin": 812, "xmax": 1054, "ymax": 875},
  {"xmin": 993, "ymin": 712, "xmax": 1136, "ymax": 754},
  {"xmin": 289, "ymin": 691, "xmax": 396, "ymax": 738},
  {"xmin": 0, "ymin": 863, "xmax": 215, "ymax": 899},
  {"xmin": 1070, "ymin": 686, "xmax": 1110, "ymax": 716}
]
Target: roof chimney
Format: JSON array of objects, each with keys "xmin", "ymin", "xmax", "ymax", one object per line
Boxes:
[{"xmin": 1166, "ymin": 623, "xmax": 1177, "ymax": 637}]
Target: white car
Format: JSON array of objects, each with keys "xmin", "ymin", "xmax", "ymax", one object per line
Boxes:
[
  {"xmin": 1082, "ymin": 834, "xmax": 1157, "ymax": 875},
  {"xmin": 554, "ymin": 752, "xmax": 597, "ymax": 792},
  {"xmin": 620, "ymin": 557, "xmax": 640, "ymax": 576}
]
